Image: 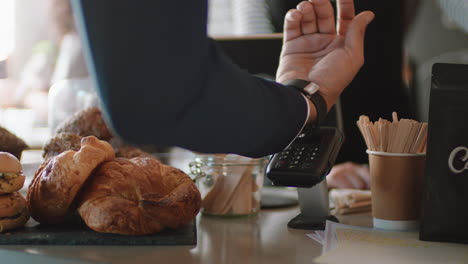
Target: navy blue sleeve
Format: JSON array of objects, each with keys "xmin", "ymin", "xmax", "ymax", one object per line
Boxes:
[{"xmin": 71, "ymin": 0, "xmax": 307, "ymax": 158}]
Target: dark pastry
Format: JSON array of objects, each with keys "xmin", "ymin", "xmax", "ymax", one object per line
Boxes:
[
  {"xmin": 55, "ymin": 107, "xmax": 113, "ymax": 140},
  {"xmin": 42, "ymin": 132, "xmax": 83, "ymax": 160},
  {"xmin": 0, "ymin": 126, "xmax": 28, "ymax": 160}
]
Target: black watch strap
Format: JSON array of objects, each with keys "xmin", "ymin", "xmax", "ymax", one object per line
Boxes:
[{"xmin": 284, "ymin": 79, "xmax": 328, "ymax": 131}]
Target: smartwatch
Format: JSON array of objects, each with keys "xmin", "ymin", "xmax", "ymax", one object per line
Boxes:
[{"xmin": 284, "ymin": 79, "xmax": 328, "ymax": 134}]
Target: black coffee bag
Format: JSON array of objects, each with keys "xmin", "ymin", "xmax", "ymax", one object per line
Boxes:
[{"xmin": 420, "ymin": 63, "xmax": 468, "ymax": 243}]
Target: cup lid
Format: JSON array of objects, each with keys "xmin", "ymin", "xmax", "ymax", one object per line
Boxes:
[{"xmin": 366, "ymin": 150, "xmax": 426, "ymax": 157}]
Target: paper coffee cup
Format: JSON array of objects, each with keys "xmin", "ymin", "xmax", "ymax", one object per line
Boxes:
[{"xmin": 367, "ymin": 150, "xmax": 426, "ymax": 231}]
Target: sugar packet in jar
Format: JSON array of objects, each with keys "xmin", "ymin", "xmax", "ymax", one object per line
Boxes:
[{"xmin": 190, "ymin": 154, "xmax": 265, "ymax": 217}]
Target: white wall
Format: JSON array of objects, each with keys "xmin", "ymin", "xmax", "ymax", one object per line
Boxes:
[
  {"xmin": 405, "ymin": 0, "xmax": 468, "ymax": 121},
  {"xmin": 10, "ymin": 0, "xmax": 52, "ymax": 79},
  {"xmin": 208, "ymin": 0, "xmax": 234, "ymax": 36}
]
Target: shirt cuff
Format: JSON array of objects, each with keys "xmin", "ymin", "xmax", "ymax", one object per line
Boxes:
[{"xmin": 283, "ymin": 94, "xmax": 310, "ymax": 150}]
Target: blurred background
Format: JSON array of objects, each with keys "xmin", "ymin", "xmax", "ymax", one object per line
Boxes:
[{"xmin": 0, "ymin": 0, "xmax": 467, "ymax": 156}]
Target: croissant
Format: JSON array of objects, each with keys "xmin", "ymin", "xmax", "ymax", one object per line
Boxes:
[
  {"xmin": 78, "ymin": 157, "xmax": 201, "ymax": 235},
  {"xmin": 28, "ymin": 136, "xmax": 115, "ymax": 224}
]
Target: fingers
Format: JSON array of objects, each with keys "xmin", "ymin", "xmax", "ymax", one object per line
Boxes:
[
  {"xmin": 297, "ymin": 1, "xmax": 317, "ymax": 34},
  {"xmin": 337, "ymin": 0, "xmax": 356, "ymax": 36},
  {"xmin": 344, "ymin": 11, "xmax": 374, "ymax": 56},
  {"xmin": 326, "ymin": 162, "xmax": 370, "ymax": 189},
  {"xmin": 346, "ymin": 172, "xmax": 367, "ymax": 189},
  {"xmin": 356, "ymin": 164, "xmax": 371, "ymax": 188},
  {"xmin": 283, "ymin": 9, "xmax": 303, "ymax": 42},
  {"xmin": 284, "ymin": 0, "xmax": 336, "ymax": 41},
  {"xmin": 327, "ymin": 172, "xmax": 364, "ymax": 189},
  {"xmin": 310, "ymin": 0, "xmax": 336, "ymax": 34}
]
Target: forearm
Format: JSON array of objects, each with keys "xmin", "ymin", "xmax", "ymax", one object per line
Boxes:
[
  {"xmin": 105, "ymin": 40, "xmax": 309, "ymax": 157},
  {"xmin": 72, "ymin": 0, "xmax": 309, "ymax": 157},
  {"xmin": 171, "ymin": 42, "xmax": 309, "ymax": 156}
]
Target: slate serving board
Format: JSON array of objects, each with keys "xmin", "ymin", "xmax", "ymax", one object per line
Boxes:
[
  {"xmin": 0, "ymin": 219, "xmax": 196, "ymax": 245},
  {"xmin": 7, "ymin": 163, "xmax": 197, "ymax": 246}
]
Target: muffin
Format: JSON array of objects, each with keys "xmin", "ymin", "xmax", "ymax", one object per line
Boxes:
[
  {"xmin": 42, "ymin": 132, "xmax": 83, "ymax": 160},
  {"xmin": 0, "ymin": 126, "xmax": 29, "ymax": 160},
  {"xmin": 55, "ymin": 107, "xmax": 113, "ymax": 140}
]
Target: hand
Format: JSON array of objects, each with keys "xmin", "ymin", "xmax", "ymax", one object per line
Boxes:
[
  {"xmin": 276, "ymin": 0, "xmax": 374, "ymax": 109},
  {"xmin": 326, "ymin": 162, "xmax": 370, "ymax": 189}
]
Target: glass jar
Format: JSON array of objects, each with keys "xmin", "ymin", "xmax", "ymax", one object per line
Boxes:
[
  {"xmin": 190, "ymin": 154, "xmax": 265, "ymax": 217},
  {"xmin": 48, "ymin": 78, "xmax": 98, "ymax": 132}
]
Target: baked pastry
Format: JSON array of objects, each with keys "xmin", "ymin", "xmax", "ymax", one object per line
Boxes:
[
  {"xmin": 0, "ymin": 152, "xmax": 26, "ymax": 194},
  {"xmin": 55, "ymin": 107, "xmax": 113, "ymax": 140},
  {"xmin": 43, "ymin": 132, "xmax": 153, "ymax": 161},
  {"xmin": 42, "ymin": 132, "xmax": 83, "ymax": 160},
  {"xmin": 0, "ymin": 192, "xmax": 30, "ymax": 232},
  {"xmin": 0, "ymin": 126, "xmax": 28, "ymax": 160},
  {"xmin": 78, "ymin": 157, "xmax": 201, "ymax": 235},
  {"xmin": 109, "ymin": 137, "xmax": 154, "ymax": 159},
  {"xmin": 28, "ymin": 136, "xmax": 115, "ymax": 224},
  {"xmin": 0, "ymin": 152, "xmax": 29, "ymax": 232}
]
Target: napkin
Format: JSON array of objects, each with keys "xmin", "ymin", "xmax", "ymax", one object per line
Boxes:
[{"xmin": 330, "ymin": 188, "xmax": 372, "ymax": 215}]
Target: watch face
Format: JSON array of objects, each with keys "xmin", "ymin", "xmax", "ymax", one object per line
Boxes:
[{"xmin": 304, "ymin": 82, "xmax": 320, "ymax": 95}]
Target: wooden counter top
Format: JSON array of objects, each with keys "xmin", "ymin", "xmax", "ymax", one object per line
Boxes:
[
  {"xmin": 2, "ymin": 150, "xmax": 372, "ymax": 263},
  {"xmin": 0, "ymin": 201, "xmax": 372, "ymax": 264}
]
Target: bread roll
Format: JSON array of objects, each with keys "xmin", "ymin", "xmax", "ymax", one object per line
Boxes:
[
  {"xmin": 0, "ymin": 152, "xmax": 25, "ymax": 194},
  {"xmin": 0, "ymin": 192, "xmax": 29, "ymax": 232}
]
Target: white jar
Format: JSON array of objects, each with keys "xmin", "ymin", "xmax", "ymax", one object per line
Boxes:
[
  {"xmin": 48, "ymin": 78, "xmax": 98, "ymax": 132},
  {"xmin": 190, "ymin": 154, "xmax": 265, "ymax": 217}
]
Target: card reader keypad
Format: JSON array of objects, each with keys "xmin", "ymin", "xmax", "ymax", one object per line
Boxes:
[
  {"xmin": 275, "ymin": 144, "xmax": 320, "ymax": 170},
  {"xmin": 266, "ymin": 127, "xmax": 343, "ymax": 188}
]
